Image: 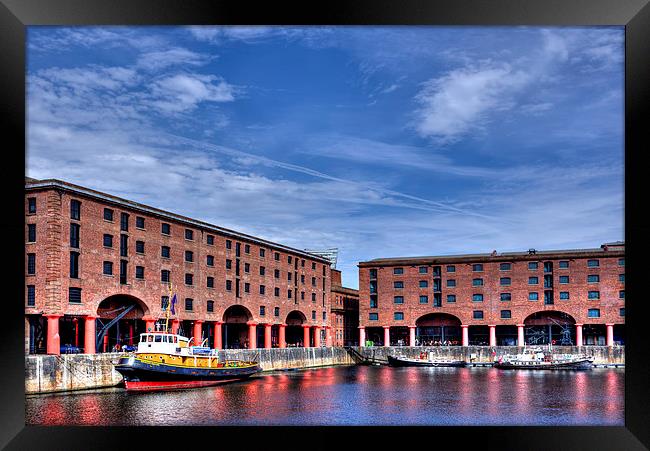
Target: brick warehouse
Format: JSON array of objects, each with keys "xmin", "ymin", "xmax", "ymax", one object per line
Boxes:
[
  {"xmin": 25, "ymin": 177, "xmax": 341, "ymax": 355},
  {"xmin": 330, "ymin": 269, "xmax": 359, "ymax": 346},
  {"xmin": 358, "ymin": 244, "xmax": 625, "ymax": 348}
]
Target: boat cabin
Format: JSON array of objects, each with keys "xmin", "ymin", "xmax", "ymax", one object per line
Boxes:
[{"xmin": 137, "ymin": 332, "xmax": 190, "ymax": 355}]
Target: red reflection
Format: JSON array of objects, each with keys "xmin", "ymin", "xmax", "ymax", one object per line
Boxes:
[
  {"xmin": 457, "ymin": 368, "xmax": 472, "ymax": 415},
  {"xmin": 512, "ymin": 370, "xmax": 531, "ymax": 417},
  {"xmin": 485, "ymin": 369, "xmax": 500, "ymax": 417},
  {"xmin": 573, "ymin": 371, "xmax": 588, "ymax": 417},
  {"xmin": 76, "ymin": 394, "xmax": 103, "ymax": 424},
  {"xmin": 37, "ymin": 396, "xmax": 68, "ymax": 425},
  {"xmin": 605, "ymin": 370, "xmax": 621, "ymax": 416}
]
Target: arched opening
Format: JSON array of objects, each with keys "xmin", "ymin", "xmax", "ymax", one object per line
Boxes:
[
  {"xmin": 524, "ymin": 311, "xmax": 576, "ymax": 345},
  {"xmin": 222, "ymin": 305, "xmax": 253, "ymax": 349},
  {"xmin": 415, "ymin": 313, "xmax": 462, "ymax": 346},
  {"xmin": 285, "ymin": 311, "xmax": 307, "ymax": 347},
  {"xmin": 96, "ymin": 294, "xmax": 149, "ymax": 353}
]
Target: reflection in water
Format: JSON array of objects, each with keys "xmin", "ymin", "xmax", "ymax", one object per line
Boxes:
[{"xmin": 26, "ymin": 366, "xmax": 624, "ymax": 426}]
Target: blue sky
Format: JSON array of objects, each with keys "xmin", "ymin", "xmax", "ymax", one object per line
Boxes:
[{"xmin": 26, "ymin": 26, "xmax": 624, "ymax": 289}]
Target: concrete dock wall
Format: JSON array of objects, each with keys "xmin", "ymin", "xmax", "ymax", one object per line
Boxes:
[{"xmin": 353, "ymin": 345, "xmax": 625, "ymax": 364}]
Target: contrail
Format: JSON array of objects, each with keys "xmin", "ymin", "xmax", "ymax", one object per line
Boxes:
[{"xmin": 154, "ymin": 131, "xmax": 500, "ymax": 221}]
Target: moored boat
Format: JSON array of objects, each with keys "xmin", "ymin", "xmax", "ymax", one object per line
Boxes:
[
  {"xmin": 387, "ymin": 352, "xmax": 466, "ymax": 367},
  {"xmin": 493, "ymin": 346, "xmax": 593, "ymax": 370}
]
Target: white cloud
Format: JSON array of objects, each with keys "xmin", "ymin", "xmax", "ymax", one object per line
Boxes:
[
  {"xmin": 148, "ymin": 73, "xmax": 236, "ymax": 113},
  {"xmin": 137, "ymin": 48, "xmax": 214, "ymax": 70}
]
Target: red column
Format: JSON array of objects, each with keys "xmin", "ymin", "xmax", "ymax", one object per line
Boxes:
[
  {"xmin": 73, "ymin": 318, "xmax": 79, "ymax": 348},
  {"xmin": 517, "ymin": 324, "xmax": 525, "ymax": 347},
  {"xmin": 279, "ymin": 324, "xmax": 286, "ymax": 348},
  {"xmin": 575, "ymin": 324, "xmax": 583, "ymax": 346},
  {"xmin": 193, "ymin": 321, "xmax": 204, "ymax": 346},
  {"xmin": 213, "ymin": 321, "xmax": 223, "ymax": 349},
  {"xmin": 103, "ymin": 335, "xmax": 109, "ymax": 353},
  {"xmin": 248, "ymin": 322, "xmax": 257, "ymax": 349},
  {"xmin": 383, "ymin": 326, "xmax": 390, "ymax": 347},
  {"xmin": 264, "ymin": 324, "xmax": 272, "ymax": 349},
  {"xmin": 409, "ymin": 326, "xmax": 416, "ymax": 347},
  {"xmin": 461, "ymin": 325, "xmax": 469, "ymax": 347},
  {"xmin": 45, "ymin": 314, "xmax": 62, "ymax": 355},
  {"xmin": 84, "ymin": 316, "xmax": 97, "ymax": 354},
  {"xmin": 489, "ymin": 325, "xmax": 496, "ymax": 347},
  {"xmin": 303, "ymin": 325, "xmax": 311, "ymax": 348},
  {"xmin": 128, "ymin": 322, "xmax": 134, "ymax": 346},
  {"xmin": 359, "ymin": 326, "xmax": 366, "ymax": 346},
  {"xmin": 325, "ymin": 327, "xmax": 332, "ymax": 347},
  {"xmin": 314, "ymin": 326, "xmax": 322, "ymax": 347},
  {"xmin": 606, "ymin": 324, "xmax": 614, "ymax": 346},
  {"xmin": 171, "ymin": 319, "xmax": 180, "ymax": 335}
]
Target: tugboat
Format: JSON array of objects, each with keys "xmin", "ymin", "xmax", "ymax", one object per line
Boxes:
[
  {"xmin": 493, "ymin": 345, "xmax": 593, "ymax": 370},
  {"xmin": 114, "ymin": 287, "xmax": 262, "ymax": 391},
  {"xmin": 387, "ymin": 351, "xmax": 466, "ymax": 367}
]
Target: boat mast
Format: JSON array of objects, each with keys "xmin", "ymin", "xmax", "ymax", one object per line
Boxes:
[{"xmin": 165, "ymin": 282, "xmax": 173, "ymax": 333}]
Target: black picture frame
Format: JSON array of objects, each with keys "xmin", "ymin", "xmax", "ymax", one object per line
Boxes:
[{"xmin": 1, "ymin": 0, "xmax": 648, "ymax": 449}]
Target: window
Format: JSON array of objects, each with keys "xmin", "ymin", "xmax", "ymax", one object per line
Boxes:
[
  {"xmin": 394, "ymin": 312, "xmax": 404, "ymax": 321},
  {"xmin": 301, "ymin": 259, "xmax": 305, "ymax": 267},
  {"xmin": 226, "ymin": 259, "xmax": 232, "ymax": 269},
  {"xmin": 529, "ymin": 276, "xmax": 538, "ymax": 285},
  {"xmin": 369, "ymin": 269, "xmax": 377, "ymax": 279},
  {"xmin": 206, "ymin": 234, "xmax": 214, "ymax": 245},
  {"xmin": 70, "ymin": 199, "xmax": 81, "ymax": 220},
  {"xmin": 472, "ymin": 278, "xmax": 483, "ymax": 286},
  {"xmin": 312, "ymin": 262, "xmax": 316, "ymax": 270},
  {"xmin": 419, "ymin": 266, "xmax": 428, "ymax": 274},
  {"xmin": 69, "ymin": 287, "xmax": 82, "ymax": 303},
  {"xmin": 222, "ymin": 280, "xmax": 230, "ymax": 291},
  {"xmin": 500, "ymin": 293, "xmax": 511, "ymax": 301},
  {"xmin": 312, "ymin": 277, "xmax": 317, "ymax": 286},
  {"xmin": 245, "ymin": 283, "xmax": 250, "ymax": 293},
  {"xmin": 447, "ymin": 279, "xmax": 456, "ymax": 287},
  {"xmin": 260, "ymin": 266, "xmax": 266, "ymax": 276},
  {"xmin": 500, "ymin": 277, "xmax": 511, "ymax": 286},
  {"xmin": 161, "ymin": 295, "xmax": 170, "ymax": 310},
  {"xmin": 312, "ymin": 293, "xmax": 317, "ymax": 302},
  {"xmin": 275, "ymin": 307, "xmax": 280, "ymax": 317},
  {"xmin": 161, "ymin": 223, "xmax": 170, "ymax": 235},
  {"xmin": 288, "ymin": 290, "xmax": 292, "ymax": 299},
  {"xmin": 288, "ymin": 272, "xmax": 292, "ymax": 281},
  {"xmin": 120, "ymin": 212, "xmax": 129, "ymax": 231},
  {"xmin": 274, "ymin": 252, "xmax": 280, "ymax": 261},
  {"xmin": 560, "ymin": 292, "xmax": 570, "ymax": 300},
  {"xmin": 447, "ymin": 294, "xmax": 456, "ymax": 303},
  {"xmin": 472, "ymin": 293, "xmax": 483, "ymax": 302},
  {"xmin": 369, "ymin": 313, "xmax": 378, "ymax": 321},
  {"xmin": 394, "ymin": 281, "xmax": 404, "ymax": 289},
  {"xmin": 500, "ymin": 263, "xmax": 512, "ymax": 271},
  {"xmin": 103, "ymin": 208, "xmax": 113, "ymax": 221},
  {"xmin": 28, "ymin": 198, "xmax": 36, "ymax": 214},
  {"xmin": 185, "ymin": 273, "xmax": 193, "ymax": 286},
  {"xmin": 420, "ymin": 295, "xmax": 428, "ymax": 304},
  {"xmin": 207, "ymin": 255, "xmax": 214, "ymax": 266},
  {"xmin": 619, "ymin": 274, "xmax": 625, "ymax": 283},
  {"xmin": 103, "ymin": 261, "xmax": 113, "ymax": 275},
  {"xmin": 370, "ymin": 295, "xmax": 378, "ymax": 308},
  {"xmin": 587, "ymin": 308, "xmax": 600, "ymax": 318},
  {"xmin": 136, "ymin": 241, "xmax": 145, "ymax": 254},
  {"xmin": 120, "ymin": 234, "xmax": 128, "ymax": 257},
  {"xmin": 185, "ymin": 298, "xmax": 193, "ymax": 311},
  {"xmin": 161, "ymin": 246, "xmax": 170, "ymax": 258},
  {"xmin": 27, "ymin": 253, "xmax": 36, "ymax": 275},
  {"xmin": 559, "ymin": 261, "xmax": 569, "ymax": 269},
  {"xmin": 27, "ymin": 285, "xmax": 35, "ymax": 306},
  {"xmin": 69, "ymin": 252, "xmax": 79, "ymax": 278},
  {"xmin": 473, "ymin": 264, "xmax": 483, "ymax": 272},
  {"xmin": 618, "ymin": 258, "xmax": 625, "ymax": 266},
  {"xmin": 323, "ymin": 311, "xmax": 327, "ymax": 321},
  {"xmin": 207, "ymin": 300, "xmax": 214, "ymax": 312},
  {"xmin": 185, "ymin": 250, "xmax": 193, "ymax": 262},
  {"xmin": 620, "ymin": 308, "xmax": 625, "ymax": 317},
  {"xmin": 501, "ymin": 310, "xmax": 512, "ymax": 319},
  {"xmin": 245, "ymin": 244, "xmax": 250, "ymax": 254},
  {"xmin": 120, "ymin": 260, "xmax": 128, "ymax": 284},
  {"xmin": 312, "ymin": 311, "xmax": 316, "ymax": 320},
  {"xmin": 28, "ymin": 224, "xmax": 36, "ymax": 243},
  {"xmin": 274, "ymin": 287, "xmax": 280, "ymax": 297},
  {"xmin": 260, "ymin": 306, "xmax": 266, "ymax": 316},
  {"xmin": 473, "ymin": 310, "xmax": 484, "ymax": 320},
  {"xmin": 135, "ymin": 266, "xmax": 144, "ymax": 279},
  {"xmin": 207, "ymin": 276, "xmax": 214, "ymax": 288},
  {"xmin": 559, "ymin": 276, "xmax": 569, "ymax": 284},
  {"xmin": 587, "ymin": 275, "xmax": 600, "ymax": 283},
  {"xmin": 528, "ymin": 262, "xmax": 538, "ymax": 270},
  {"xmin": 259, "ymin": 285, "xmax": 265, "ymax": 295},
  {"xmin": 587, "ymin": 259, "xmax": 599, "ymax": 267},
  {"xmin": 529, "ymin": 292, "xmax": 538, "ymax": 301},
  {"xmin": 301, "ymin": 274, "xmax": 305, "ymax": 284},
  {"xmin": 446, "ymin": 265, "xmax": 456, "ymax": 273},
  {"xmin": 161, "ymin": 269, "xmax": 170, "ymax": 282},
  {"xmin": 288, "ymin": 256, "xmax": 292, "ymax": 264},
  {"xmin": 419, "ymin": 280, "xmax": 428, "ymax": 288},
  {"xmin": 620, "ymin": 290, "xmax": 625, "ymax": 299},
  {"xmin": 393, "ymin": 268, "xmax": 404, "ymax": 275},
  {"xmin": 587, "ymin": 290, "xmax": 600, "ymax": 299},
  {"xmin": 103, "ymin": 234, "xmax": 113, "ymax": 248},
  {"xmin": 136, "ymin": 216, "xmax": 145, "ymax": 229},
  {"xmin": 394, "ymin": 296, "xmax": 404, "ymax": 304},
  {"xmin": 274, "ymin": 269, "xmax": 280, "ymax": 278},
  {"xmin": 260, "ymin": 248, "xmax": 265, "ymax": 257},
  {"xmin": 185, "ymin": 229, "xmax": 193, "ymax": 240},
  {"xmin": 68, "ymin": 223, "xmax": 79, "ymax": 248}
]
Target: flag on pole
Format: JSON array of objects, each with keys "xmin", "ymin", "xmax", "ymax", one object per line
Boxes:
[{"xmin": 170, "ymin": 294, "xmax": 177, "ymax": 315}]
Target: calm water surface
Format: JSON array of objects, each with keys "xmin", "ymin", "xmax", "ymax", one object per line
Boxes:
[{"xmin": 26, "ymin": 365, "xmax": 624, "ymax": 426}]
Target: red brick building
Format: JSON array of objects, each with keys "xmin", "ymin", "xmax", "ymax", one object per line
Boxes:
[
  {"xmin": 358, "ymin": 244, "xmax": 625, "ymax": 347},
  {"xmin": 25, "ymin": 178, "xmax": 334, "ymax": 355},
  {"xmin": 330, "ymin": 269, "xmax": 359, "ymax": 346}
]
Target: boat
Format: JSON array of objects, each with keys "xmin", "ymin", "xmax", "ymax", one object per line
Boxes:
[
  {"xmin": 493, "ymin": 346, "xmax": 593, "ymax": 370},
  {"xmin": 387, "ymin": 352, "xmax": 466, "ymax": 367},
  {"xmin": 114, "ymin": 331, "xmax": 262, "ymax": 391},
  {"xmin": 113, "ymin": 284, "xmax": 262, "ymax": 391}
]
